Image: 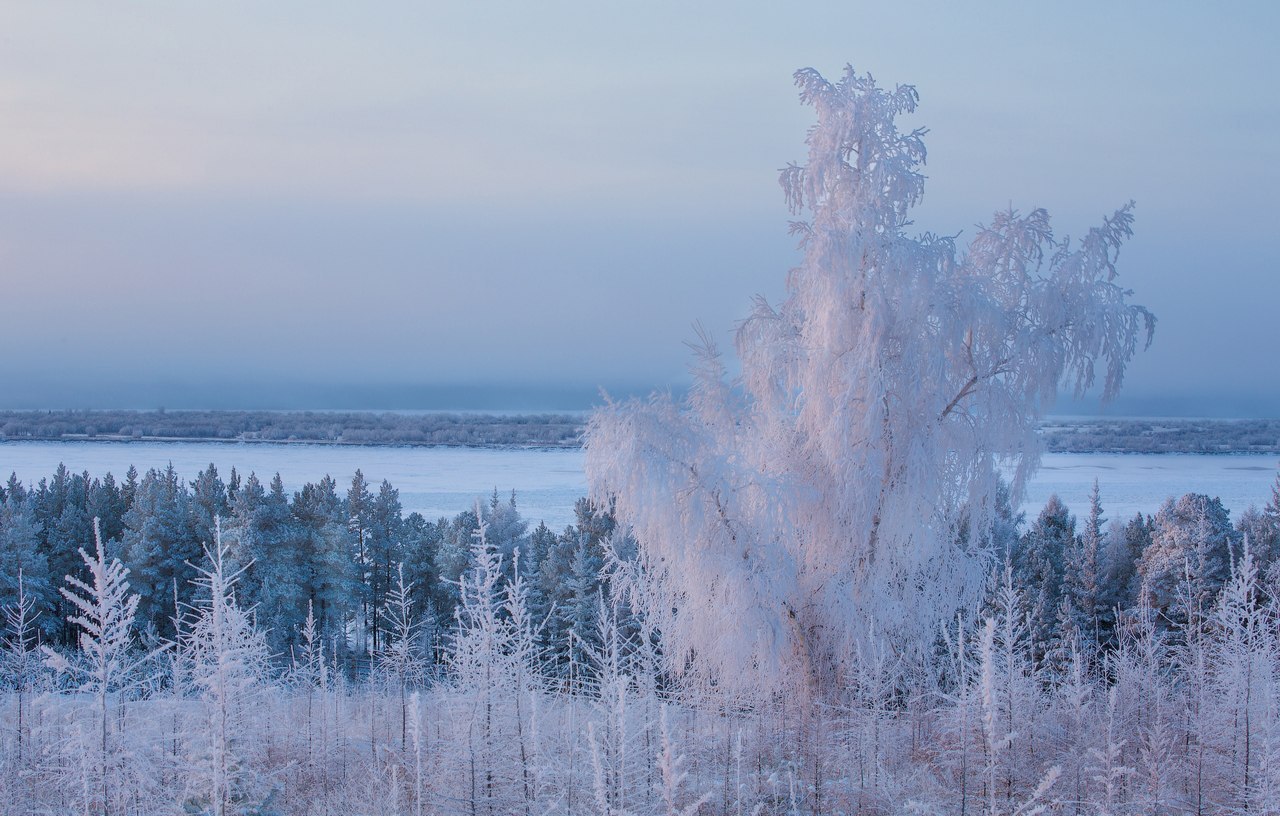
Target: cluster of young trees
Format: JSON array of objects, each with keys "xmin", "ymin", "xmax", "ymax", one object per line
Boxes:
[
  {"xmin": 0, "ymin": 462, "xmax": 627, "ymax": 674},
  {"xmin": 993, "ymin": 477, "xmax": 1280, "ymax": 668},
  {"xmin": 3, "ymin": 466, "xmax": 1280, "ymax": 813}
]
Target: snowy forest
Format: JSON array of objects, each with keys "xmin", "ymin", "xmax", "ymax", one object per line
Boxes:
[
  {"xmin": 6, "ymin": 64, "xmax": 1280, "ymax": 815},
  {"xmin": 2, "ymin": 459, "xmax": 1280, "ymax": 814}
]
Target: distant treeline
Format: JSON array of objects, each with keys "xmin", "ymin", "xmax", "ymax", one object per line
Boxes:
[
  {"xmin": 1041, "ymin": 417, "xmax": 1280, "ymax": 453},
  {"xmin": 0, "ymin": 410, "xmax": 1276, "ymax": 453},
  {"xmin": 0, "ymin": 409, "xmax": 582, "ymax": 448}
]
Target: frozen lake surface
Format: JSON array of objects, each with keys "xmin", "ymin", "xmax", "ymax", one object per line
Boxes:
[
  {"xmin": 0, "ymin": 441, "xmax": 588, "ymax": 530},
  {"xmin": 0, "ymin": 441, "xmax": 1275, "ymax": 530},
  {"xmin": 1022, "ymin": 452, "xmax": 1278, "ymax": 523}
]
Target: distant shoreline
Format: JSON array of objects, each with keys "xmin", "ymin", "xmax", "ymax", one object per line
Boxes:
[
  {"xmin": 0, "ymin": 410, "xmax": 1277, "ymax": 455},
  {"xmin": 0, "ymin": 435, "xmax": 575, "ymax": 451}
]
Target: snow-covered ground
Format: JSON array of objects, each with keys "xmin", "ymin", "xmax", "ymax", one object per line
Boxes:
[{"xmin": 0, "ymin": 441, "xmax": 1275, "ymax": 529}]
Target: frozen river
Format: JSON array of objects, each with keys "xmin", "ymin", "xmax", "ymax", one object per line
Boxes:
[{"xmin": 0, "ymin": 441, "xmax": 1275, "ymax": 530}]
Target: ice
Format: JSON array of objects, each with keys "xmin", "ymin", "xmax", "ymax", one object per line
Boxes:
[{"xmin": 1, "ymin": 441, "xmax": 1274, "ymax": 530}]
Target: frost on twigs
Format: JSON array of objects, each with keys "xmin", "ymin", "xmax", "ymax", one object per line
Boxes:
[{"xmin": 585, "ymin": 64, "xmax": 1154, "ymax": 697}]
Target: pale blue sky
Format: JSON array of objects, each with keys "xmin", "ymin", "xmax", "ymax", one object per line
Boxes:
[{"xmin": 0, "ymin": 2, "xmax": 1276, "ymax": 413}]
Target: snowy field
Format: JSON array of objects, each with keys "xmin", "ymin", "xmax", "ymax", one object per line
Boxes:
[{"xmin": 0, "ymin": 440, "xmax": 1275, "ymax": 528}]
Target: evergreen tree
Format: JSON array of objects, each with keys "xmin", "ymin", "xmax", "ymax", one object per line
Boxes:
[
  {"xmin": 1096, "ymin": 512, "xmax": 1151, "ymax": 649},
  {"xmin": 189, "ymin": 463, "xmax": 229, "ymax": 557},
  {"xmin": 35, "ymin": 464, "xmax": 79, "ymax": 643},
  {"xmin": 435, "ymin": 507, "xmax": 480, "ymax": 619},
  {"xmin": 485, "ymin": 488, "xmax": 529, "ymax": 565},
  {"xmin": 1136, "ymin": 493, "xmax": 1239, "ymax": 627},
  {"xmin": 1235, "ymin": 506, "xmax": 1278, "ymax": 586},
  {"xmin": 120, "ymin": 464, "xmax": 199, "ymax": 639},
  {"xmin": 367, "ymin": 479, "xmax": 405, "ymax": 652},
  {"xmin": 346, "ymin": 470, "xmax": 374, "ymax": 655},
  {"xmin": 0, "ymin": 493, "xmax": 50, "ymax": 627},
  {"xmin": 33, "ymin": 463, "xmax": 70, "ymax": 544},
  {"xmin": 1063, "ymin": 481, "xmax": 1104, "ymax": 649},
  {"xmin": 1249, "ymin": 467, "xmax": 1280, "ymax": 583},
  {"xmin": 227, "ymin": 473, "xmax": 306, "ymax": 655},
  {"xmin": 5, "ymin": 473, "xmax": 25, "ymax": 505},
  {"xmin": 226, "ymin": 467, "xmax": 241, "ymax": 505},
  {"xmin": 53, "ymin": 470, "xmax": 95, "ymax": 575},
  {"xmin": 292, "ymin": 475, "xmax": 357, "ymax": 645},
  {"xmin": 87, "ymin": 472, "xmax": 128, "ymax": 546},
  {"xmin": 549, "ymin": 530, "xmax": 603, "ymax": 676},
  {"xmin": 1012, "ymin": 495, "xmax": 1075, "ymax": 665},
  {"xmin": 400, "ymin": 511, "xmax": 442, "ymax": 637},
  {"xmin": 121, "ymin": 464, "xmax": 138, "ymax": 510},
  {"xmin": 524, "ymin": 521, "xmax": 558, "ymax": 647}
]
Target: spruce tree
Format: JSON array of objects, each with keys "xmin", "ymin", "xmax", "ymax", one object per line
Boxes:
[{"xmin": 120, "ymin": 465, "xmax": 199, "ymax": 639}]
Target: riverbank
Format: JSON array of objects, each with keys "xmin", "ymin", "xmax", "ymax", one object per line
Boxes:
[{"xmin": 0, "ymin": 410, "xmax": 1277, "ymax": 454}]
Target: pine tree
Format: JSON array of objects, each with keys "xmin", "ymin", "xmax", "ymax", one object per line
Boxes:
[
  {"xmin": 0, "ymin": 493, "xmax": 50, "ymax": 623},
  {"xmin": 346, "ymin": 470, "xmax": 374, "ymax": 655},
  {"xmin": 120, "ymin": 464, "xmax": 199, "ymax": 639},
  {"xmin": 189, "ymin": 463, "xmax": 228, "ymax": 557},
  {"xmin": 400, "ymin": 510, "xmax": 442, "ymax": 648},
  {"xmin": 368, "ymin": 479, "xmax": 405, "ymax": 652},
  {"xmin": 1235, "ymin": 506, "xmax": 1278, "ymax": 585},
  {"xmin": 226, "ymin": 472, "xmax": 307, "ymax": 655},
  {"xmin": 1107, "ymin": 513, "xmax": 1151, "ymax": 612},
  {"xmin": 1013, "ymin": 495, "xmax": 1075, "ymax": 666},
  {"xmin": 293, "ymin": 475, "xmax": 358, "ymax": 646},
  {"xmin": 435, "ymin": 506, "xmax": 480, "ymax": 620},
  {"xmin": 87, "ymin": 472, "xmax": 128, "ymax": 545},
  {"xmin": 524, "ymin": 521, "xmax": 558, "ymax": 658},
  {"xmin": 1064, "ymin": 481, "xmax": 1104, "ymax": 651}
]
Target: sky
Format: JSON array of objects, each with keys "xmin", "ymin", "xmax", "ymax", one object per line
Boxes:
[{"xmin": 0, "ymin": 2, "xmax": 1276, "ymax": 414}]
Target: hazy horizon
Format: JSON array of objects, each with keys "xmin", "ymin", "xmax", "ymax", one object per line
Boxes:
[
  {"xmin": 0, "ymin": 380, "xmax": 1274, "ymax": 419},
  {"xmin": 2, "ymin": 3, "xmax": 1277, "ymax": 418}
]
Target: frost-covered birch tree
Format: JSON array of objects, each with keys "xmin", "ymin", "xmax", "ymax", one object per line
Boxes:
[{"xmin": 586, "ymin": 64, "xmax": 1154, "ymax": 695}]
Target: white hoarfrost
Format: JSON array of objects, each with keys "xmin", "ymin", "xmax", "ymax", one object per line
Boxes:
[{"xmin": 585, "ymin": 65, "xmax": 1154, "ymax": 694}]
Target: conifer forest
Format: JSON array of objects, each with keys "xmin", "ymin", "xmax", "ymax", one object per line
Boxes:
[{"xmin": 4, "ymin": 65, "xmax": 1280, "ymax": 816}]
